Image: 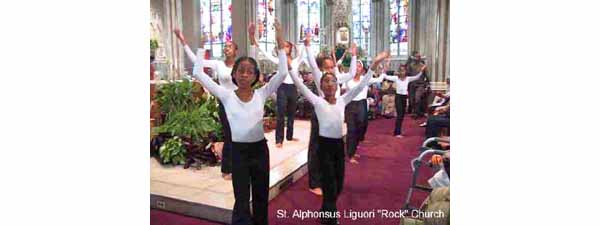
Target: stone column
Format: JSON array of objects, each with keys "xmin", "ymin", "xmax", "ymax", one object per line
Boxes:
[
  {"xmin": 411, "ymin": 0, "xmax": 449, "ymax": 90},
  {"xmin": 181, "ymin": 0, "xmax": 201, "ymax": 74},
  {"xmin": 150, "ymin": 0, "xmax": 184, "ymax": 80},
  {"xmin": 276, "ymin": 0, "xmax": 298, "ymax": 43},
  {"xmin": 322, "ymin": 0, "xmax": 334, "ymax": 49},
  {"xmin": 232, "ymin": 0, "xmax": 256, "ymax": 57}
]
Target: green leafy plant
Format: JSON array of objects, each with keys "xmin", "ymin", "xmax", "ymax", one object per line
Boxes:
[
  {"xmin": 264, "ymin": 97, "xmax": 276, "ymax": 118},
  {"xmin": 155, "ymin": 99, "xmax": 223, "ymax": 144},
  {"xmin": 150, "ymin": 39, "xmax": 159, "ymax": 50},
  {"xmin": 152, "ymin": 78, "xmax": 224, "ymax": 168},
  {"xmin": 154, "ymin": 79, "xmax": 202, "ymax": 116},
  {"xmin": 159, "ymin": 136, "xmax": 186, "ymax": 165}
]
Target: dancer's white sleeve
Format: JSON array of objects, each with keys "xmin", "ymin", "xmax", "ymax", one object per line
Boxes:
[
  {"xmin": 407, "ymin": 71, "xmax": 424, "ymax": 82},
  {"xmin": 383, "ymin": 74, "xmax": 398, "ymax": 82},
  {"xmin": 253, "ymin": 45, "xmax": 279, "ymax": 64},
  {"xmin": 342, "ymin": 70, "xmax": 373, "ymax": 105},
  {"xmin": 289, "ymin": 62, "xmax": 319, "ymax": 105},
  {"xmin": 259, "ymin": 49, "xmax": 289, "ymax": 99},
  {"xmin": 369, "ymin": 73, "xmax": 386, "ymax": 84},
  {"xmin": 182, "ymin": 44, "xmax": 197, "ymax": 63},
  {"xmin": 191, "ymin": 49, "xmax": 229, "ymax": 99}
]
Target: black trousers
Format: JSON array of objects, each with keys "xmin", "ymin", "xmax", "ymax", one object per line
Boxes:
[
  {"xmin": 275, "ymin": 84, "xmax": 298, "ymax": 143},
  {"xmin": 318, "ymin": 136, "xmax": 345, "ymax": 225},
  {"xmin": 394, "ymin": 94, "xmax": 408, "ymax": 135},
  {"xmin": 425, "ymin": 115, "xmax": 450, "ymax": 138},
  {"xmin": 414, "ymin": 86, "xmax": 428, "ymax": 117},
  {"xmin": 358, "ymin": 100, "xmax": 369, "ymax": 142},
  {"xmin": 218, "ymin": 100, "xmax": 233, "ymax": 174},
  {"xmin": 308, "ymin": 111, "xmax": 321, "ymax": 189},
  {"xmin": 231, "ymin": 139, "xmax": 270, "ymax": 225},
  {"xmin": 345, "ymin": 99, "xmax": 368, "ymax": 158}
]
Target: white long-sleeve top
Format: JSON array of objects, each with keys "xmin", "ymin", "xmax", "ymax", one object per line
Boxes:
[
  {"xmin": 253, "ymin": 45, "xmax": 306, "ymax": 84},
  {"xmin": 183, "ymin": 45, "xmax": 237, "ymax": 91},
  {"xmin": 305, "ymin": 48, "xmax": 356, "ymax": 97},
  {"xmin": 383, "ymin": 71, "xmax": 423, "ymax": 95},
  {"xmin": 192, "ymin": 48, "xmax": 289, "ymax": 143},
  {"xmin": 290, "ymin": 68, "xmax": 374, "ymax": 139},
  {"xmin": 343, "ymin": 73, "xmax": 386, "ymax": 101}
]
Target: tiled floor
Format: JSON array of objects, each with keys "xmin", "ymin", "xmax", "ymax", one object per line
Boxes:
[{"xmin": 151, "ymin": 120, "xmax": 335, "ymax": 222}]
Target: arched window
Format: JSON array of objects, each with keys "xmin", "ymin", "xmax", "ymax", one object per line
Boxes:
[
  {"xmin": 390, "ymin": 0, "xmax": 409, "ymax": 56},
  {"xmin": 352, "ymin": 0, "xmax": 371, "ymax": 54},
  {"xmin": 298, "ymin": 0, "xmax": 321, "ymax": 55},
  {"xmin": 200, "ymin": 0, "xmax": 232, "ymax": 59},
  {"xmin": 257, "ymin": 0, "xmax": 277, "ymax": 54}
]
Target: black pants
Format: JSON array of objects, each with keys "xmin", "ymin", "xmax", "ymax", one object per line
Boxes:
[
  {"xmin": 425, "ymin": 115, "xmax": 450, "ymax": 138},
  {"xmin": 394, "ymin": 94, "xmax": 408, "ymax": 135},
  {"xmin": 345, "ymin": 99, "xmax": 368, "ymax": 158},
  {"xmin": 231, "ymin": 139, "xmax": 270, "ymax": 225},
  {"xmin": 218, "ymin": 101, "xmax": 233, "ymax": 174},
  {"xmin": 415, "ymin": 86, "xmax": 428, "ymax": 117},
  {"xmin": 308, "ymin": 111, "xmax": 321, "ymax": 189},
  {"xmin": 359, "ymin": 101, "xmax": 369, "ymax": 142},
  {"xmin": 318, "ymin": 136, "xmax": 345, "ymax": 225},
  {"xmin": 275, "ymin": 84, "xmax": 298, "ymax": 144}
]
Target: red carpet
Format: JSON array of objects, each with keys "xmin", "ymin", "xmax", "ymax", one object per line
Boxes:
[{"xmin": 151, "ymin": 117, "xmax": 435, "ymax": 225}]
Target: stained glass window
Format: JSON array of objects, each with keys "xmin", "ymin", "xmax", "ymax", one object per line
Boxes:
[
  {"xmin": 200, "ymin": 0, "xmax": 232, "ymax": 59},
  {"xmin": 257, "ymin": 0, "xmax": 277, "ymax": 54},
  {"xmin": 352, "ymin": 0, "xmax": 370, "ymax": 55},
  {"xmin": 298, "ymin": 0, "xmax": 321, "ymax": 55},
  {"xmin": 390, "ymin": 0, "xmax": 409, "ymax": 56}
]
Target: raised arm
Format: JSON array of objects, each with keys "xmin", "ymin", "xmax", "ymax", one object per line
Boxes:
[
  {"xmin": 342, "ymin": 51, "xmax": 389, "ymax": 104},
  {"xmin": 191, "ymin": 49, "xmax": 229, "ymax": 99},
  {"xmin": 260, "ymin": 49, "xmax": 288, "ymax": 98},
  {"xmin": 289, "ymin": 58, "xmax": 320, "ymax": 105},
  {"xmin": 174, "ymin": 29, "xmax": 197, "ymax": 63},
  {"xmin": 292, "ymin": 44, "xmax": 305, "ymax": 65},
  {"xmin": 407, "ymin": 64, "xmax": 427, "ymax": 82},
  {"xmin": 342, "ymin": 70, "xmax": 373, "ymax": 105},
  {"xmin": 304, "ymin": 31, "xmax": 324, "ymax": 95},
  {"xmin": 174, "ymin": 28, "xmax": 221, "ymax": 78},
  {"xmin": 383, "ymin": 73, "xmax": 398, "ymax": 82},
  {"xmin": 259, "ymin": 20, "xmax": 288, "ymax": 98},
  {"xmin": 334, "ymin": 43, "xmax": 357, "ymax": 84},
  {"xmin": 369, "ymin": 73, "xmax": 386, "ymax": 84},
  {"xmin": 248, "ymin": 22, "xmax": 279, "ymax": 64}
]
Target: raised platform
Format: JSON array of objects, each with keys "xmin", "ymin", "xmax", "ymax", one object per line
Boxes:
[{"xmin": 150, "ymin": 120, "xmax": 321, "ymax": 224}]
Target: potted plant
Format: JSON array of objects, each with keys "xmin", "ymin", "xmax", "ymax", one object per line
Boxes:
[
  {"xmin": 152, "ymin": 79, "xmax": 224, "ymax": 168},
  {"xmin": 150, "ymin": 39, "xmax": 159, "ymax": 58},
  {"xmin": 263, "ymin": 97, "xmax": 277, "ymax": 132}
]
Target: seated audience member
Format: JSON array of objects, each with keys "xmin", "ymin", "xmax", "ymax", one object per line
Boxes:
[
  {"xmin": 425, "ymin": 104, "xmax": 449, "ymax": 138},
  {"xmin": 367, "ymin": 85, "xmax": 380, "ymax": 119},
  {"xmin": 380, "ymin": 79, "xmax": 397, "ymax": 118},
  {"xmin": 421, "ymin": 78, "xmax": 450, "ymax": 127}
]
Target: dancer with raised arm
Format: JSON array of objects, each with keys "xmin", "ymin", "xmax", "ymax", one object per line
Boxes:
[
  {"xmin": 302, "ymin": 31, "xmax": 357, "ymax": 195},
  {"xmin": 289, "ymin": 50, "xmax": 389, "ymax": 225},
  {"xmin": 343, "ymin": 56, "xmax": 388, "ymax": 164},
  {"xmin": 248, "ymin": 23, "xmax": 306, "ymax": 148},
  {"xmin": 173, "ymin": 28, "xmax": 238, "ymax": 180},
  {"xmin": 384, "ymin": 64, "xmax": 427, "ymax": 138},
  {"xmin": 186, "ymin": 20, "xmax": 288, "ymax": 225}
]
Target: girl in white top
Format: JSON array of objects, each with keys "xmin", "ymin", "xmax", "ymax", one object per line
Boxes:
[
  {"xmin": 174, "ymin": 29, "xmax": 238, "ymax": 91},
  {"xmin": 190, "ymin": 21, "xmax": 289, "ymax": 225},
  {"xmin": 248, "ymin": 23, "xmax": 306, "ymax": 148},
  {"xmin": 304, "ymin": 32, "xmax": 357, "ymax": 98},
  {"xmin": 301, "ymin": 32, "xmax": 357, "ymax": 196},
  {"xmin": 343, "ymin": 59, "xmax": 388, "ymax": 164},
  {"xmin": 383, "ymin": 64, "xmax": 427, "ymax": 137},
  {"xmin": 289, "ymin": 50, "xmax": 389, "ymax": 225}
]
